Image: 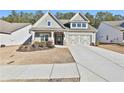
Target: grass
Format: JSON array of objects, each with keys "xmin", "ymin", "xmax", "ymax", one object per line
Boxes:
[{"xmin": 97, "ymin": 44, "xmax": 124, "ymax": 54}]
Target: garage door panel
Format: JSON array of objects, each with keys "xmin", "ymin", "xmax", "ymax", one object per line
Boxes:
[
  {"xmin": 68, "ymin": 35, "xmax": 80, "ymax": 45},
  {"xmin": 67, "ymin": 34, "xmax": 91, "ymax": 46},
  {"xmin": 80, "ymin": 35, "xmax": 91, "ymax": 45}
]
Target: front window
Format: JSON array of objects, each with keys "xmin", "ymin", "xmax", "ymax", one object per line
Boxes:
[
  {"xmin": 45, "ymin": 35, "xmax": 48, "ymax": 41},
  {"xmin": 35, "ymin": 33, "xmax": 40, "ymax": 37},
  {"xmin": 41, "ymin": 35, "xmax": 49, "ymax": 41},
  {"xmin": 48, "ymin": 21, "xmax": 51, "ymax": 27},
  {"xmin": 41, "ymin": 36, "xmax": 45, "ymax": 41}
]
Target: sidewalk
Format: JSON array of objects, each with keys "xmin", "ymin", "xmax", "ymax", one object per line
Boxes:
[{"xmin": 0, "ymin": 63, "xmax": 80, "ymax": 82}]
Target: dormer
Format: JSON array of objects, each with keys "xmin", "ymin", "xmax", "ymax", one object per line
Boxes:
[{"xmin": 69, "ymin": 13, "xmax": 90, "ymax": 29}]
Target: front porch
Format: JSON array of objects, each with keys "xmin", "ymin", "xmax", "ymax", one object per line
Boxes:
[{"xmin": 32, "ymin": 31, "xmax": 66, "ymax": 45}]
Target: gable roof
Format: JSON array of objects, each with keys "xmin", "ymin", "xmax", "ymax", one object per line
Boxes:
[
  {"xmin": 0, "ymin": 20, "xmax": 31, "ymax": 34},
  {"xmin": 102, "ymin": 21, "xmax": 124, "ymax": 31},
  {"xmin": 69, "ymin": 13, "xmax": 90, "ymax": 22},
  {"xmin": 33, "ymin": 12, "xmax": 65, "ymax": 29},
  {"xmin": 31, "ymin": 12, "xmax": 96, "ymax": 32}
]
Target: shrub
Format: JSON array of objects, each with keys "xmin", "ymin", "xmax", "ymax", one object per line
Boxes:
[
  {"xmin": 96, "ymin": 41, "xmax": 100, "ymax": 46},
  {"xmin": 46, "ymin": 41, "xmax": 54, "ymax": 48},
  {"xmin": 40, "ymin": 41, "xmax": 46, "ymax": 47},
  {"xmin": 90, "ymin": 42, "xmax": 95, "ymax": 46},
  {"xmin": 32, "ymin": 41, "xmax": 46, "ymax": 48},
  {"xmin": 118, "ymin": 43, "xmax": 124, "ymax": 46},
  {"xmin": 17, "ymin": 41, "xmax": 54, "ymax": 52},
  {"xmin": 0, "ymin": 44, "xmax": 6, "ymax": 47}
]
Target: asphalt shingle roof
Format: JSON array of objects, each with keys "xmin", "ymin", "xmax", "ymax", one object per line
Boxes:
[
  {"xmin": 0, "ymin": 20, "xmax": 30, "ymax": 34},
  {"xmin": 102, "ymin": 21, "xmax": 124, "ymax": 31}
]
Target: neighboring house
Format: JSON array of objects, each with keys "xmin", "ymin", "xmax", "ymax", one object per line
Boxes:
[
  {"xmin": 0, "ymin": 20, "xmax": 32, "ymax": 46},
  {"xmin": 97, "ymin": 21, "xmax": 124, "ymax": 43},
  {"xmin": 31, "ymin": 12, "xmax": 96, "ymax": 46}
]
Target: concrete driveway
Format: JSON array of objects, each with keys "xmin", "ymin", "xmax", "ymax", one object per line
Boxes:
[{"xmin": 69, "ymin": 46, "xmax": 124, "ymax": 82}]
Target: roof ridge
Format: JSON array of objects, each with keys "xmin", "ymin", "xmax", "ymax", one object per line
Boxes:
[
  {"xmin": 48, "ymin": 12, "xmax": 66, "ymax": 29},
  {"xmin": 69, "ymin": 12, "xmax": 90, "ymax": 22}
]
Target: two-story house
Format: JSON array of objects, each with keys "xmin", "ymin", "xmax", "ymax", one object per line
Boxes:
[{"xmin": 30, "ymin": 12, "xmax": 96, "ymax": 46}]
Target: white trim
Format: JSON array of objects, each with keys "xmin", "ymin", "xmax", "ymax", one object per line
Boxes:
[
  {"xmin": 123, "ymin": 32, "xmax": 124, "ymax": 41},
  {"xmin": 51, "ymin": 32, "xmax": 54, "ymax": 44},
  {"xmin": 70, "ymin": 12, "xmax": 90, "ymax": 22}
]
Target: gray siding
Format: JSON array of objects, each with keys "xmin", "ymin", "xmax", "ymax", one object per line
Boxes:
[{"xmin": 97, "ymin": 23, "xmax": 123, "ymax": 43}]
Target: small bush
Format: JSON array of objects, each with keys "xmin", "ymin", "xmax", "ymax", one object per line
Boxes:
[
  {"xmin": 96, "ymin": 41, "xmax": 100, "ymax": 46},
  {"xmin": 40, "ymin": 41, "xmax": 46, "ymax": 48},
  {"xmin": 32, "ymin": 41, "xmax": 46, "ymax": 48},
  {"xmin": 46, "ymin": 41, "xmax": 54, "ymax": 48},
  {"xmin": 118, "ymin": 43, "xmax": 124, "ymax": 46},
  {"xmin": 17, "ymin": 41, "xmax": 54, "ymax": 52},
  {"xmin": 0, "ymin": 44, "xmax": 6, "ymax": 47},
  {"xmin": 90, "ymin": 42, "xmax": 95, "ymax": 46}
]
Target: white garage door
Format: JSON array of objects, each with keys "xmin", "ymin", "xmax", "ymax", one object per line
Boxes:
[{"xmin": 67, "ymin": 34, "xmax": 91, "ymax": 46}]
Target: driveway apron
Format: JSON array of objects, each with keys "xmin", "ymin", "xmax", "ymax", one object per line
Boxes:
[{"xmin": 69, "ymin": 46, "xmax": 124, "ymax": 82}]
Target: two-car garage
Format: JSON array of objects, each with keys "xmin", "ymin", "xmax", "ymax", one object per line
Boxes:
[{"xmin": 66, "ymin": 32, "xmax": 96, "ymax": 46}]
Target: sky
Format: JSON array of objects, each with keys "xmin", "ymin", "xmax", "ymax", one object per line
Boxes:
[{"xmin": 0, "ymin": 10, "xmax": 124, "ymax": 18}]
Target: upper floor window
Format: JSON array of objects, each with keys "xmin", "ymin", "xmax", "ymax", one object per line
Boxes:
[
  {"xmin": 72, "ymin": 23, "xmax": 76, "ymax": 27},
  {"xmin": 77, "ymin": 23, "xmax": 81, "ymax": 27},
  {"xmin": 82, "ymin": 23, "xmax": 86, "ymax": 27},
  {"xmin": 71, "ymin": 22, "xmax": 88, "ymax": 29},
  {"xmin": 47, "ymin": 21, "xmax": 51, "ymax": 27}
]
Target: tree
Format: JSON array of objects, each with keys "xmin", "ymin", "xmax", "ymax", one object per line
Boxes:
[
  {"xmin": 11, "ymin": 10, "xmax": 19, "ymax": 22},
  {"xmin": 55, "ymin": 12, "xmax": 64, "ymax": 19},
  {"xmin": 1, "ymin": 11, "xmax": 124, "ymax": 28},
  {"xmin": 114, "ymin": 15, "xmax": 124, "ymax": 20},
  {"xmin": 94, "ymin": 12, "xmax": 115, "ymax": 28},
  {"xmin": 62, "ymin": 12, "xmax": 75, "ymax": 19},
  {"xmin": 33, "ymin": 10, "xmax": 44, "ymax": 23},
  {"xmin": 85, "ymin": 12, "xmax": 94, "ymax": 26},
  {"xmin": 55, "ymin": 12, "xmax": 75, "ymax": 19}
]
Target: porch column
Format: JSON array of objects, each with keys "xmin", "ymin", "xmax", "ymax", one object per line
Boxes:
[
  {"xmin": 31, "ymin": 31, "xmax": 35, "ymax": 42},
  {"xmin": 51, "ymin": 32, "xmax": 54, "ymax": 44},
  {"xmin": 64, "ymin": 32, "xmax": 67, "ymax": 45}
]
